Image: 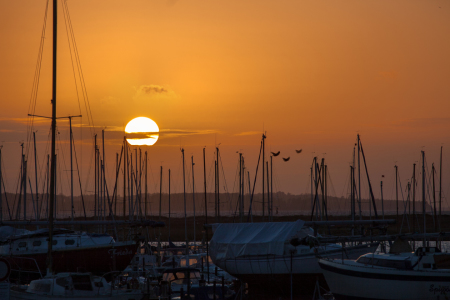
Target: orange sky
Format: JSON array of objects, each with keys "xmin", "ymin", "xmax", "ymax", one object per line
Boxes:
[{"xmin": 1, "ymin": 0, "xmax": 450, "ymax": 215}]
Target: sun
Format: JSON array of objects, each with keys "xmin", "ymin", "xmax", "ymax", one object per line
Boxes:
[{"xmin": 125, "ymin": 117, "xmax": 159, "ymax": 146}]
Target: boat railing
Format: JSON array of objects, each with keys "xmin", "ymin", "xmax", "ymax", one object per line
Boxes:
[
  {"xmin": 99, "ymin": 270, "xmax": 122, "ymax": 296},
  {"xmin": 3, "ymin": 255, "xmax": 43, "ymax": 283}
]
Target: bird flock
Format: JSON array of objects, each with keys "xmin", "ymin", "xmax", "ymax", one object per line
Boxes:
[{"xmin": 271, "ymin": 149, "xmax": 302, "ymax": 162}]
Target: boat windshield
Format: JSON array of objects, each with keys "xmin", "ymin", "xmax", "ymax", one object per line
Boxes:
[
  {"xmin": 71, "ymin": 274, "xmax": 93, "ymax": 291},
  {"xmin": 163, "ymin": 270, "xmax": 200, "ymax": 284}
]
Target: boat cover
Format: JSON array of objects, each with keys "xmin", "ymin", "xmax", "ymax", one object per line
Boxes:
[{"xmin": 209, "ymin": 220, "xmax": 305, "ymax": 262}]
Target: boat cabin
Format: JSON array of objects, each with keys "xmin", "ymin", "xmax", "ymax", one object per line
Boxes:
[{"xmin": 25, "ymin": 272, "xmax": 110, "ymax": 296}]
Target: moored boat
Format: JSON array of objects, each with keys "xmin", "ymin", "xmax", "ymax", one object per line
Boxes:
[
  {"xmin": 318, "ymin": 246, "xmax": 450, "ymax": 300},
  {"xmin": 209, "ymin": 220, "xmax": 379, "ymax": 297},
  {"xmin": 10, "ymin": 272, "xmax": 143, "ymax": 300},
  {"xmin": 0, "ymin": 227, "xmax": 136, "ymax": 282}
]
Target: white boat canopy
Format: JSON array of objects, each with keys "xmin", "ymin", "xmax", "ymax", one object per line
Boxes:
[{"xmin": 210, "ymin": 220, "xmax": 305, "ymax": 262}]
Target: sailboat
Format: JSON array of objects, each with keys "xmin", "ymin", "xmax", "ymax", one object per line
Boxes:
[
  {"xmin": 209, "ymin": 220, "xmax": 379, "ymax": 297},
  {"xmin": 8, "ymin": 1, "xmax": 142, "ymax": 299},
  {"xmin": 0, "ymin": 227, "xmax": 137, "ymax": 281},
  {"xmin": 317, "ymin": 151, "xmax": 450, "ymax": 300},
  {"xmin": 319, "ymin": 245, "xmax": 450, "ymax": 300}
]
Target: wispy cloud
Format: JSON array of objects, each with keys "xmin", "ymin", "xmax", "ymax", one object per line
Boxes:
[
  {"xmin": 235, "ymin": 131, "xmax": 261, "ymax": 136},
  {"xmin": 133, "ymin": 84, "xmax": 177, "ymax": 101},
  {"xmin": 0, "ymin": 117, "xmax": 49, "ymax": 125},
  {"xmin": 141, "ymin": 85, "xmax": 169, "ymax": 94},
  {"xmin": 160, "ymin": 129, "xmax": 217, "ymax": 138}
]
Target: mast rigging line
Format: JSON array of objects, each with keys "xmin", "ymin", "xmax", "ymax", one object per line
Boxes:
[
  {"xmin": 26, "ymin": 0, "xmax": 50, "ymax": 159},
  {"xmin": 61, "ymin": 0, "xmax": 95, "ymax": 133},
  {"xmin": 72, "ymin": 136, "xmax": 87, "ymax": 219},
  {"xmin": 1, "ymin": 175, "xmax": 12, "ymax": 220},
  {"xmin": 218, "ymin": 149, "xmax": 233, "ymax": 215},
  {"xmin": 247, "ymin": 140, "xmax": 263, "ymax": 222}
]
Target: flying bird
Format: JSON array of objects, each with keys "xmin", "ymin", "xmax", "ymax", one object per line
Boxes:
[
  {"xmin": 282, "ymin": 157, "xmax": 290, "ymax": 162},
  {"xmin": 271, "ymin": 151, "xmax": 281, "ymax": 156},
  {"xmin": 295, "ymin": 149, "xmax": 302, "ymax": 154}
]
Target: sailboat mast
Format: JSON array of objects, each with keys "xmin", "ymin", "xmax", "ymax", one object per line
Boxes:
[
  {"xmin": 144, "ymin": 150, "xmax": 147, "ymax": 218},
  {"xmin": 216, "ymin": 147, "xmax": 220, "ymax": 222},
  {"xmin": 203, "ymin": 148, "xmax": 207, "ymax": 224},
  {"xmin": 192, "ymin": 155, "xmax": 196, "ymax": 244},
  {"xmin": 123, "ymin": 136, "xmax": 126, "ymax": 219},
  {"xmin": 169, "ymin": 168, "xmax": 171, "ymax": 239},
  {"xmin": 412, "ymin": 163, "xmax": 416, "ymax": 234},
  {"xmin": 357, "ymin": 134, "xmax": 361, "ymax": 221},
  {"xmin": 262, "ymin": 134, "xmax": 265, "ymax": 221},
  {"xmin": 239, "ymin": 153, "xmax": 242, "ymax": 221},
  {"xmin": 182, "ymin": 148, "xmax": 188, "ymax": 252},
  {"xmin": 70, "ymin": 117, "xmax": 73, "ymax": 225},
  {"xmin": 439, "ymin": 146, "xmax": 442, "ymax": 231},
  {"xmin": 270, "ymin": 155, "xmax": 273, "ymax": 222},
  {"xmin": 432, "ymin": 163, "xmax": 436, "ymax": 232},
  {"xmin": 33, "ymin": 132, "xmax": 39, "ymax": 222},
  {"xmin": 395, "ymin": 165, "xmax": 398, "ymax": 222},
  {"xmin": 47, "ymin": 0, "xmax": 57, "ymax": 275},
  {"xmin": 0, "ymin": 147, "xmax": 2, "ymax": 223},
  {"xmin": 23, "ymin": 153, "xmax": 27, "ymax": 221},
  {"xmin": 422, "ymin": 151, "xmax": 426, "ymax": 245},
  {"xmin": 266, "ymin": 161, "xmax": 269, "ymax": 220}
]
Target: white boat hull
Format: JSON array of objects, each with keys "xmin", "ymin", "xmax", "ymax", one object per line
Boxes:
[
  {"xmin": 213, "ymin": 243, "xmax": 378, "ymax": 297},
  {"xmin": 319, "ymin": 258, "xmax": 450, "ymax": 300},
  {"xmin": 215, "ymin": 243, "xmax": 378, "ymax": 276}
]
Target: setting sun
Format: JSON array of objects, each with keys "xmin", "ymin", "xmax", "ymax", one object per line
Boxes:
[{"xmin": 125, "ymin": 117, "xmax": 159, "ymax": 146}]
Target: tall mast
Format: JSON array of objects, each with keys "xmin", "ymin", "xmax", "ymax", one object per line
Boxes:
[
  {"xmin": 266, "ymin": 161, "xmax": 269, "ymax": 221},
  {"xmin": 168, "ymin": 168, "xmax": 171, "ymax": 239},
  {"xmin": 439, "ymin": 146, "xmax": 443, "ymax": 232},
  {"xmin": 123, "ymin": 137, "xmax": 126, "ymax": 219},
  {"xmin": 70, "ymin": 118, "xmax": 74, "ymax": 225},
  {"xmin": 130, "ymin": 152, "xmax": 133, "ymax": 220},
  {"xmin": 310, "ymin": 164, "xmax": 313, "ymax": 214},
  {"xmin": 381, "ymin": 179, "xmax": 384, "ymax": 220},
  {"xmin": 270, "ymin": 155, "xmax": 273, "ymax": 222},
  {"xmin": 159, "ymin": 166, "xmax": 162, "ymax": 222},
  {"xmin": 216, "ymin": 147, "xmax": 220, "ymax": 222},
  {"xmin": 321, "ymin": 158, "xmax": 325, "ymax": 219},
  {"xmin": 47, "ymin": 0, "xmax": 57, "ymax": 275},
  {"xmin": 214, "ymin": 159, "xmax": 217, "ymax": 221},
  {"xmin": 46, "ymin": 155, "xmax": 49, "ymax": 219},
  {"xmin": 158, "ymin": 165, "xmax": 162, "ymax": 257},
  {"xmin": 33, "ymin": 132, "xmax": 39, "ymax": 222},
  {"xmin": 23, "ymin": 153, "xmax": 27, "ymax": 221},
  {"xmin": 432, "ymin": 163, "xmax": 437, "ymax": 232},
  {"xmin": 202, "ymin": 148, "xmax": 209, "ymax": 283},
  {"xmin": 350, "ymin": 165, "xmax": 354, "ymax": 236},
  {"xmin": 422, "ymin": 151, "xmax": 426, "ymax": 245},
  {"xmin": 239, "ymin": 153, "xmax": 242, "ymax": 221},
  {"xmin": 0, "ymin": 146, "xmax": 2, "ymax": 223},
  {"xmin": 192, "ymin": 155, "xmax": 196, "ymax": 244},
  {"xmin": 94, "ymin": 135, "xmax": 97, "ymax": 219},
  {"xmin": 182, "ymin": 148, "xmax": 188, "ymax": 252},
  {"xmin": 412, "ymin": 163, "xmax": 416, "ymax": 234},
  {"xmin": 115, "ymin": 152, "xmax": 118, "ymax": 216},
  {"xmin": 262, "ymin": 134, "xmax": 265, "ymax": 221},
  {"xmin": 139, "ymin": 148, "xmax": 142, "ymax": 218},
  {"xmin": 395, "ymin": 165, "xmax": 398, "ymax": 222},
  {"xmin": 145, "ymin": 150, "xmax": 147, "ymax": 218},
  {"xmin": 203, "ymin": 148, "xmax": 207, "ymax": 224},
  {"xmin": 357, "ymin": 134, "xmax": 362, "ymax": 221}
]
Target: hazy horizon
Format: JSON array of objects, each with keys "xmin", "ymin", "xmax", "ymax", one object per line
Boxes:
[{"xmin": 1, "ymin": 1, "xmax": 449, "ymax": 210}]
